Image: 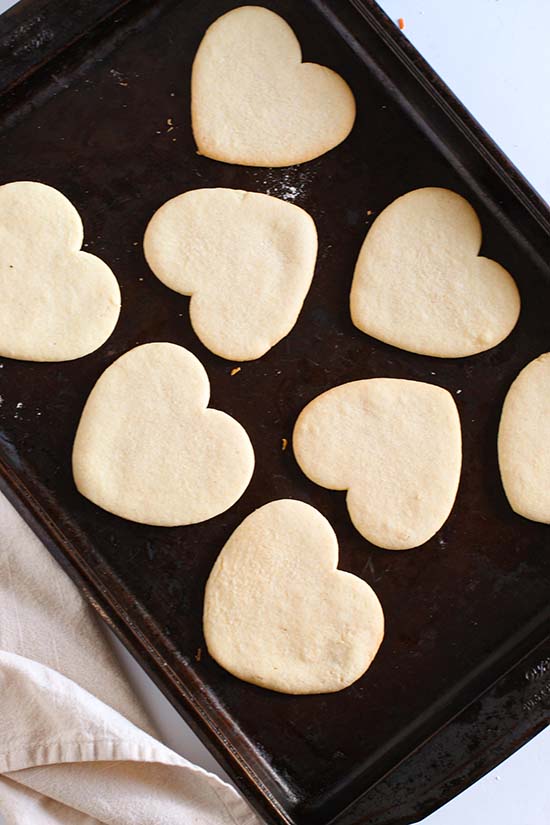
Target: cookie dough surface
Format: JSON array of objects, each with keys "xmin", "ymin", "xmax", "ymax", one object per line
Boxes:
[
  {"xmin": 350, "ymin": 188, "xmax": 520, "ymax": 358},
  {"xmin": 0, "ymin": 181, "xmax": 120, "ymax": 361},
  {"xmin": 203, "ymin": 499, "xmax": 384, "ymax": 694},
  {"xmin": 191, "ymin": 6, "xmax": 356, "ymax": 166},
  {"xmin": 498, "ymin": 353, "xmax": 550, "ymax": 523},
  {"xmin": 293, "ymin": 379, "xmax": 462, "ymax": 550},
  {"xmin": 144, "ymin": 188, "xmax": 317, "ymax": 361},
  {"xmin": 72, "ymin": 343, "xmax": 254, "ymax": 526}
]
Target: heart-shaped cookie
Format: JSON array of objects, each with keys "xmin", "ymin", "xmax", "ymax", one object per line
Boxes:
[
  {"xmin": 350, "ymin": 188, "xmax": 520, "ymax": 358},
  {"xmin": 498, "ymin": 353, "xmax": 550, "ymax": 523},
  {"xmin": 0, "ymin": 181, "xmax": 120, "ymax": 361},
  {"xmin": 203, "ymin": 499, "xmax": 384, "ymax": 694},
  {"xmin": 73, "ymin": 343, "xmax": 254, "ymax": 526},
  {"xmin": 293, "ymin": 379, "xmax": 462, "ymax": 549},
  {"xmin": 144, "ymin": 188, "xmax": 317, "ymax": 361},
  {"xmin": 191, "ymin": 6, "xmax": 356, "ymax": 167}
]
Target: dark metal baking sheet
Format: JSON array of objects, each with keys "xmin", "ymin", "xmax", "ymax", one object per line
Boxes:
[
  {"xmin": 340, "ymin": 634, "xmax": 550, "ymax": 825},
  {"xmin": 0, "ymin": 1, "xmax": 549, "ymax": 824}
]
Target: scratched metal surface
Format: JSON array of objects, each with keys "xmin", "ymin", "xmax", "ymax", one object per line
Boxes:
[{"xmin": 0, "ymin": 1, "xmax": 549, "ymax": 824}]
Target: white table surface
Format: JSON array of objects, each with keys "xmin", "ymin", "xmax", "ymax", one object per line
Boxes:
[{"xmin": 1, "ymin": 0, "xmax": 548, "ymax": 823}]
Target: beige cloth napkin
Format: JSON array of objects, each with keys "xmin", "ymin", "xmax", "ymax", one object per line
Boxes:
[{"xmin": 0, "ymin": 492, "xmax": 261, "ymax": 825}]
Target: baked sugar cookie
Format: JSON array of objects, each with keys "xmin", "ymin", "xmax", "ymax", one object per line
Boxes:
[
  {"xmin": 203, "ymin": 499, "xmax": 384, "ymax": 694},
  {"xmin": 350, "ymin": 188, "xmax": 520, "ymax": 358},
  {"xmin": 144, "ymin": 188, "xmax": 317, "ymax": 361},
  {"xmin": 73, "ymin": 343, "xmax": 254, "ymax": 526},
  {"xmin": 498, "ymin": 353, "xmax": 550, "ymax": 523},
  {"xmin": 0, "ymin": 181, "xmax": 120, "ymax": 361},
  {"xmin": 293, "ymin": 379, "xmax": 462, "ymax": 549},
  {"xmin": 191, "ymin": 6, "xmax": 356, "ymax": 166}
]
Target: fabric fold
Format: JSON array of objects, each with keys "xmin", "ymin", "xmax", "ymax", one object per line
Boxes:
[{"xmin": 0, "ymin": 493, "xmax": 260, "ymax": 824}]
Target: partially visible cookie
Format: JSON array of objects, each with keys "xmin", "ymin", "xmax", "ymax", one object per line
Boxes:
[
  {"xmin": 0, "ymin": 181, "xmax": 120, "ymax": 361},
  {"xmin": 498, "ymin": 353, "xmax": 550, "ymax": 523}
]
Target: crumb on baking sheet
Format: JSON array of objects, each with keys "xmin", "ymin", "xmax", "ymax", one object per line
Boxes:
[
  {"xmin": 397, "ymin": 17, "xmax": 405, "ymax": 30},
  {"xmin": 281, "ymin": 437, "xmax": 288, "ymax": 451},
  {"xmin": 109, "ymin": 68, "xmax": 128, "ymax": 86},
  {"xmin": 366, "ymin": 209, "xmax": 373, "ymax": 216},
  {"xmin": 230, "ymin": 367, "xmax": 241, "ymax": 376},
  {"xmin": 195, "ymin": 647, "xmax": 202, "ymax": 662}
]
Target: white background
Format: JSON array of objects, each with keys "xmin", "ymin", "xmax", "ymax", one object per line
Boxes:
[{"xmin": 1, "ymin": 0, "xmax": 548, "ymax": 823}]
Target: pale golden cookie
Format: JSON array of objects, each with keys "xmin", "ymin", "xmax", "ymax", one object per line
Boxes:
[
  {"xmin": 350, "ymin": 188, "xmax": 520, "ymax": 358},
  {"xmin": 204, "ymin": 499, "xmax": 384, "ymax": 694},
  {"xmin": 0, "ymin": 181, "xmax": 120, "ymax": 361},
  {"xmin": 144, "ymin": 188, "xmax": 317, "ymax": 361},
  {"xmin": 498, "ymin": 353, "xmax": 550, "ymax": 523},
  {"xmin": 73, "ymin": 343, "xmax": 254, "ymax": 526},
  {"xmin": 293, "ymin": 379, "xmax": 462, "ymax": 549},
  {"xmin": 191, "ymin": 6, "xmax": 356, "ymax": 166}
]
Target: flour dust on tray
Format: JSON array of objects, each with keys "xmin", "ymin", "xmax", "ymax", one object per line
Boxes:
[
  {"xmin": 203, "ymin": 499, "xmax": 384, "ymax": 694},
  {"xmin": 259, "ymin": 165, "xmax": 316, "ymax": 202},
  {"xmin": 72, "ymin": 343, "xmax": 254, "ymax": 526}
]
